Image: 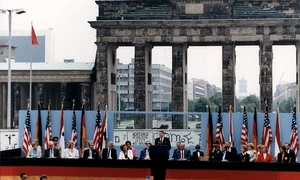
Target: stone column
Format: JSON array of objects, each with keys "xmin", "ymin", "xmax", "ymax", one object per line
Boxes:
[
  {"xmin": 20, "ymin": 83, "xmax": 29, "ymax": 110},
  {"xmin": 107, "ymin": 43, "xmax": 118, "ymax": 112},
  {"xmin": 172, "ymin": 43, "xmax": 188, "ymax": 129},
  {"xmin": 80, "ymin": 83, "xmax": 91, "ymax": 110},
  {"xmin": 259, "ymin": 40, "xmax": 273, "ymax": 111},
  {"xmin": 134, "ymin": 43, "xmax": 153, "ymax": 129},
  {"xmin": 222, "ymin": 43, "xmax": 236, "ymax": 112},
  {"xmin": 296, "ymin": 42, "xmax": 300, "ymax": 112},
  {"xmin": 95, "ymin": 42, "xmax": 108, "ymax": 110},
  {"xmin": 0, "ymin": 83, "xmax": 3, "ymax": 128}
]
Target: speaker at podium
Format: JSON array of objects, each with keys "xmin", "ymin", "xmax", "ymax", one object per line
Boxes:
[{"xmin": 149, "ymin": 145, "xmax": 169, "ymax": 180}]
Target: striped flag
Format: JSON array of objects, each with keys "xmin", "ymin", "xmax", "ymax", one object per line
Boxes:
[
  {"xmin": 93, "ymin": 102, "xmax": 102, "ymax": 153},
  {"xmin": 22, "ymin": 104, "xmax": 31, "ymax": 156},
  {"xmin": 44, "ymin": 103, "xmax": 52, "ymax": 149},
  {"xmin": 229, "ymin": 105, "xmax": 234, "ymax": 147},
  {"xmin": 261, "ymin": 105, "xmax": 273, "ymax": 152},
  {"xmin": 252, "ymin": 107, "xmax": 258, "ymax": 151},
  {"xmin": 274, "ymin": 107, "xmax": 281, "ymax": 157},
  {"xmin": 35, "ymin": 103, "xmax": 43, "ymax": 146},
  {"xmin": 80, "ymin": 104, "xmax": 87, "ymax": 154},
  {"xmin": 205, "ymin": 106, "xmax": 213, "ymax": 156},
  {"xmin": 240, "ymin": 106, "xmax": 248, "ymax": 144},
  {"xmin": 59, "ymin": 104, "xmax": 65, "ymax": 150},
  {"xmin": 215, "ymin": 106, "xmax": 224, "ymax": 146},
  {"xmin": 71, "ymin": 102, "xmax": 78, "ymax": 148},
  {"xmin": 99, "ymin": 105, "xmax": 108, "ymax": 151},
  {"xmin": 290, "ymin": 106, "xmax": 299, "ymax": 161}
]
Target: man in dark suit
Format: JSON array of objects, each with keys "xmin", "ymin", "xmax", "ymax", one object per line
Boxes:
[
  {"xmin": 191, "ymin": 144, "xmax": 204, "ymax": 161},
  {"xmin": 44, "ymin": 141, "xmax": 60, "ymax": 158},
  {"xmin": 171, "ymin": 142, "xmax": 181, "ymax": 160},
  {"xmin": 155, "ymin": 131, "xmax": 171, "ymax": 151},
  {"xmin": 102, "ymin": 141, "xmax": 117, "ymax": 160},
  {"xmin": 173, "ymin": 143, "xmax": 191, "ymax": 161},
  {"xmin": 209, "ymin": 141, "xmax": 222, "ymax": 162},
  {"xmin": 83, "ymin": 141, "xmax": 99, "ymax": 159},
  {"xmin": 225, "ymin": 142, "xmax": 237, "ymax": 161},
  {"xmin": 139, "ymin": 141, "xmax": 151, "ymax": 160},
  {"xmin": 237, "ymin": 145, "xmax": 250, "ymax": 162},
  {"xmin": 221, "ymin": 144, "xmax": 231, "ymax": 162},
  {"xmin": 285, "ymin": 143, "xmax": 296, "ymax": 162}
]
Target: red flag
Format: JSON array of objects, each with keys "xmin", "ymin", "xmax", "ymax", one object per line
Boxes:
[
  {"xmin": 59, "ymin": 104, "xmax": 65, "ymax": 150},
  {"xmin": 274, "ymin": 107, "xmax": 281, "ymax": 156},
  {"xmin": 262, "ymin": 105, "xmax": 273, "ymax": 152},
  {"xmin": 240, "ymin": 106, "xmax": 249, "ymax": 144},
  {"xmin": 290, "ymin": 106, "xmax": 299, "ymax": 161},
  {"xmin": 215, "ymin": 106, "xmax": 224, "ymax": 147},
  {"xmin": 229, "ymin": 105, "xmax": 234, "ymax": 147},
  {"xmin": 31, "ymin": 25, "xmax": 39, "ymax": 45},
  {"xmin": 205, "ymin": 106, "xmax": 213, "ymax": 156},
  {"xmin": 252, "ymin": 107, "xmax": 258, "ymax": 151}
]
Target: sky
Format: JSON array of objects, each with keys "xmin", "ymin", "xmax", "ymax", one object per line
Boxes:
[{"xmin": 0, "ymin": 0, "xmax": 297, "ymax": 96}]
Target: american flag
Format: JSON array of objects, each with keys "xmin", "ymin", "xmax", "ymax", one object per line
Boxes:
[
  {"xmin": 262, "ymin": 105, "xmax": 273, "ymax": 152},
  {"xmin": 99, "ymin": 105, "xmax": 108, "ymax": 151},
  {"xmin": 240, "ymin": 106, "xmax": 248, "ymax": 144},
  {"xmin": 228, "ymin": 105, "xmax": 234, "ymax": 147},
  {"xmin": 93, "ymin": 103, "xmax": 102, "ymax": 152},
  {"xmin": 290, "ymin": 106, "xmax": 299, "ymax": 161},
  {"xmin": 22, "ymin": 106, "xmax": 31, "ymax": 156},
  {"xmin": 215, "ymin": 106, "xmax": 224, "ymax": 146},
  {"xmin": 71, "ymin": 103, "xmax": 78, "ymax": 148},
  {"xmin": 44, "ymin": 103, "xmax": 52, "ymax": 149},
  {"xmin": 274, "ymin": 107, "xmax": 281, "ymax": 156}
]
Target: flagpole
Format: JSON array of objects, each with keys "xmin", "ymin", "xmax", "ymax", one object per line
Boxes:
[{"xmin": 29, "ymin": 21, "xmax": 33, "ymax": 110}]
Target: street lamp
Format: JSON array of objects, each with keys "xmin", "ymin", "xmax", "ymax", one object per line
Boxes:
[{"xmin": 0, "ymin": 8, "xmax": 26, "ymax": 129}]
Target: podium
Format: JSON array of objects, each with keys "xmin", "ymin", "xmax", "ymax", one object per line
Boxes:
[{"xmin": 149, "ymin": 145, "xmax": 169, "ymax": 180}]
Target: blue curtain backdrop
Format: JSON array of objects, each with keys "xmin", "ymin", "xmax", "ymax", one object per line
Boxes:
[{"xmin": 18, "ymin": 111, "xmax": 300, "ymax": 161}]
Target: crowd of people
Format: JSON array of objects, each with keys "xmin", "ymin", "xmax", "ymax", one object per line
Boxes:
[
  {"xmin": 20, "ymin": 173, "xmax": 47, "ymax": 180},
  {"xmin": 26, "ymin": 130, "xmax": 297, "ymax": 162}
]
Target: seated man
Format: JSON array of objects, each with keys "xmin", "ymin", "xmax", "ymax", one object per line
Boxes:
[
  {"xmin": 173, "ymin": 143, "xmax": 191, "ymax": 161},
  {"xmin": 221, "ymin": 144, "xmax": 231, "ymax": 162},
  {"xmin": 52, "ymin": 136, "xmax": 62, "ymax": 156},
  {"xmin": 171, "ymin": 142, "xmax": 181, "ymax": 160},
  {"xmin": 102, "ymin": 141, "xmax": 117, "ymax": 160},
  {"xmin": 209, "ymin": 141, "xmax": 222, "ymax": 162},
  {"xmin": 83, "ymin": 141, "xmax": 99, "ymax": 159},
  {"xmin": 191, "ymin": 144, "xmax": 204, "ymax": 161},
  {"xmin": 139, "ymin": 141, "xmax": 151, "ymax": 160},
  {"xmin": 44, "ymin": 141, "xmax": 60, "ymax": 158}
]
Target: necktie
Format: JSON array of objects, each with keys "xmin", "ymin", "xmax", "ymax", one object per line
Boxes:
[
  {"xmin": 50, "ymin": 149, "xmax": 53, "ymax": 157},
  {"xmin": 89, "ymin": 149, "xmax": 92, "ymax": 157},
  {"xmin": 107, "ymin": 149, "xmax": 110, "ymax": 157},
  {"xmin": 181, "ymin": 151, "xmax": 184, "ymax": 159},
  {"xmin": 160, "ymin": 138, "xmax": 162, "ymax": 143}
]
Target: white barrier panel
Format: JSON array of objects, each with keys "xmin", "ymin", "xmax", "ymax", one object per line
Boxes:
[
  {"xmin": 114, "ymin": 129, "xmax": 201, "ymax": 147},
  {"xmin": 0, "ymin": 129, "xmax": 19, "ymax": 151}
]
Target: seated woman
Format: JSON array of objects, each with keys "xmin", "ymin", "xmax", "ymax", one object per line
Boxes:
[
  {"xmin": 256, "ymin": 145, "xmax": 273, "ymax": 162},
  {"xmin": 28, "ymin": 139, "xmax": 42, "ymax": 152},
  {"xmin": 237, "ymin": 145, "xmax": 250, "ymax": 162},
  {"xmin": 62, "ymin": 141, "xmax": 79, "ymax": 159},
  {"xmin": 118, "ymin": 144, "xmax": 133, "ymax": 160},
  {"xmin": 126, "ymin": 141, "xmax": 137, "ymax": 160},
  {"xmin": 277, "ymin": 146, "xmax": 289, "ymax": 163},
  {"xmin": 27, "ymin": 142, "xmax": 42, "ymax": 158},
  {"xmin": 246, "ymin": 143, "xmax": 257, "ymax": 162}
]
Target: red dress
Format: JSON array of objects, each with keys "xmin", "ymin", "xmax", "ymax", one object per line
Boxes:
[{"xmin": 256, "ymin": 153, "xmax": 273, "ymax": 162}]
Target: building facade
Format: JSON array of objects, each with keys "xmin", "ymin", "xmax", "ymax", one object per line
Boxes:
[
  {"xmin": 273, "ymin": 82, "xmax": 296, "ymax": 104},
  {"xmin": 117, "ymin": 60, "xmax": 172, "ymax": 111}
]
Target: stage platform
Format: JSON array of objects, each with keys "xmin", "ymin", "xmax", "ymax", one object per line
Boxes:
[{"xmin": 1, "ymin": 158, "xmax": 300, "ymax": 180}]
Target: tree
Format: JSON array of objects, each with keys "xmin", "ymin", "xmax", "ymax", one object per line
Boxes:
[
  {"xmin": 209, "ymin": 92, "xmax": 222, "ymax": 106},
  {"xmin": 239, "ymin": 95, "xmax": 259, "ymax": 112},
  {"xmin": 188, "ymin": 100, "xmax": 195, "ymax": 112},
  {"xmin": 117, "ymin": 95, "xmax": 127, "ymax": 111},
  {"xmin": 194, "ymin": 97, "xmax": 210, "ymax": 112},
  {"xmin": 279, "ymin": 97, "xmax": 295, "ymax": 113}
]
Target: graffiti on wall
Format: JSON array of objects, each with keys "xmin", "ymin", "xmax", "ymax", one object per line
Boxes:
[
  {"xmin": 114, "ymin": 130, "xmax": 201, "ymax": 147},
  {"xmin": 0, "ymin": 130, "xmax": 19, "ymax": 151}
]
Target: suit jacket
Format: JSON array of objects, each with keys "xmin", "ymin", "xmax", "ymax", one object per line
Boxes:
[
  {"xmin": 44, "ymin": 148, "xmax": 60, "ymax": 158},
  {"xmin": 139, "ymin": 148, "xmax": 150, "ymax": 160},
  {"xmin": 83, "ymin": 148, "xmax": 99, "ymax": 159},
  {"xmin": 173, "ymin": 149, "xmax": 191, "ymax": 161},
  {"xmin": 27, "ymin": 148, "xmax": 42, "ymax": 158},
  {"xmin": 155, "ymin": 137, "xmax": 171, "ymax": 150},
  {"xmin": 237, "ymin": 153, "xmax": 250, "ymax": 162},
  {"xmin": 102, "ymin": 148, "xmax": 117, "ymax": 160},
  {"xmin": 119, "ymin": 150, "xmax": 133, "ymax": 160},
  {"xmin": 256, "ymin": 153, "xmax": 273, "ymax": 162},
  {"xmin": 172, "ymin": 149, "xmax": 179, "ymax": 159},
  {"xmin": 277, "ymin": 152, "xmax": 290, "ymax": 163},
  {"xmin": 247, "ymin": 150, "xmax": 257, "ymax": 162},
  {"xmin": 191, "ymin": 151, "xmax": 204, "ymax": 161},
  {"xmin": 221, "ymin": 151, "xmax": 231, "ymax": 162},
  {"xmin": 209, "ymin": 149, "xmax": 222, "ymax": 162},
  {"xmin": 286, "ymin": 149, "xmax": 296, "ymax": 163},
  {"xmin": 228, "ymin": 147, "xmax": 238, "ymax": 161}
]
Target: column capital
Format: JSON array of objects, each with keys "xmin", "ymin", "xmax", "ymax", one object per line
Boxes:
[{"xmin": 133, "ymin": 42, "xmax": 146, "ymax": 47}]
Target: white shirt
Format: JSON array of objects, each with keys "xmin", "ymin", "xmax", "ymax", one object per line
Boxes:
[
  {"xmin": 197, "ymin": 152, "xmax": 201, "ymax": 157},
  {"xmin": 263, "ymin": 153, "xmax": 267, "ymax": 159},
  {"xmin": 222, "ymin": 151, "xmax": 227, "ymax": 160},
  {"xmin": 63, "ymin": 148, "xmax": 79, "ymax": 159},
  {"xmin": 145, "ymin": 149, "xmax": 150, "ymax": 159},
  {"xmin": 118, "ymin": 150, "xmax": 133, "ymax": 160},
  {"xmin": 180, "ymin": 150, "xmax": 185, "ymax": 159}
]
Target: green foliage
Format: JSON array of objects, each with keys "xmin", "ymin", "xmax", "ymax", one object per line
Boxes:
[
  {"xmin": 278, "ymin": 97, "xmax": 295, "ymax": 113},
  {"xmin": 237, "ymin": 95, "xmax": 259, "ymax": 112},
  {"xmin": 117, "ymin": 95, "xmax": 127, "ymax": 111},
  {"xmin": 194, "ymin": 97, "xmax": 211, "ymax": 112}
]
